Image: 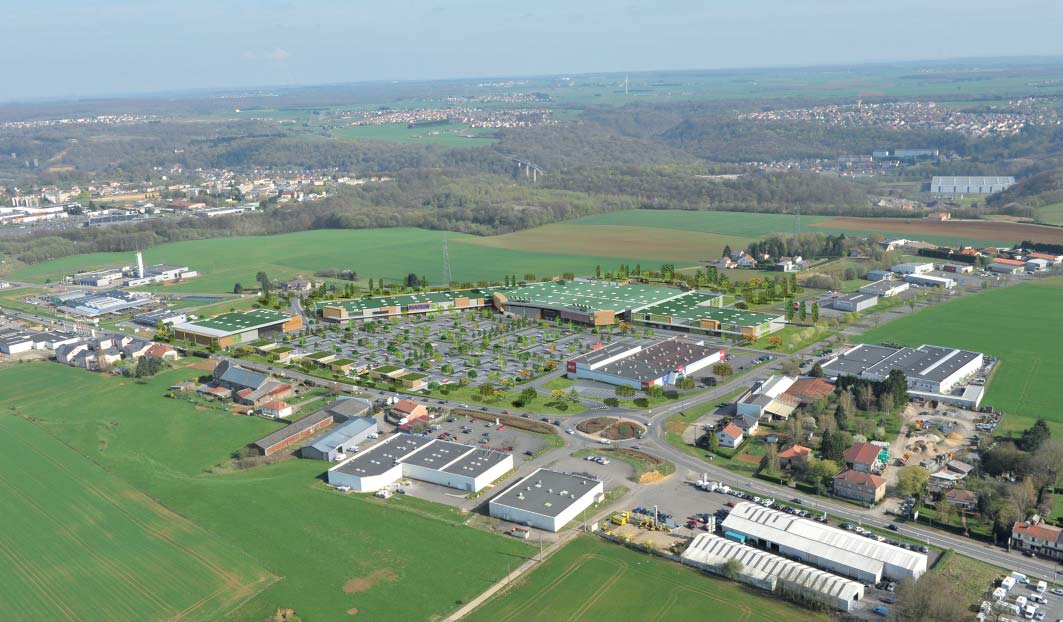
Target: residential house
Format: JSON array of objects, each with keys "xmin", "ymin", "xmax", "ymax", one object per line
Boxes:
[
  {"xmin": 279, "ymin": 277, "xmax": 320, "ymax": 294},
  {"xmin": 784, "ymin": 377, "xmax": 835, "ymax": 404},
  {"xmin": 833, "ymin": 470, "xmax": 887, "ymax": 505},
  {"xmin": 714, "ymin": 257, "xmax": 737, "ymax": 270},
  {"xmin": 734, "ymin": 414, "xmax": 760, "ymax": 435},
  {"xmin": 926, "ymin": 211, "xmax": 951, "ymax": 221},
  {"xmin": 732, "ymin": 252, "xmax": 758, "ymax": 269},
  {"xmin": 1011, "ymin": 518, "xmax": 1063, "ymax": 561},
  {"xmin": 778, "ymin": 444, "xmax": 812, "ymax": 469},
  {"xmin": 716, "ymin": 423, "xmax": 744, "ymax": 449},
  {"xmin": 943, "ymin": 488, "xmax": 978, "ymax": 511},
  {"xmin": 842, "ymin": 442, "xmax": 882, "ymax": 473},
  {"xmin": 389, "ymin": 399, "xmax": 430, "ymax": 429},
  {"xmin": 261, "ymin": 400, "xmax": 293, "ymax": 419}
]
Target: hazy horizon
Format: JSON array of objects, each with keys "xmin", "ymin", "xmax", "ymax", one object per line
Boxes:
[{"xmin": 6, "ymin": 0, "xmax": 1062, "ymax": 102}]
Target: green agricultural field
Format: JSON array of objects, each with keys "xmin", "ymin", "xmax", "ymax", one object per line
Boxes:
[
  {"xmin": 0, "ymin": 414, "xmax": 276, "ymax": 622},
  {"xmin": 857, "ymin": 277, "xmax": 1063, "ymax": 436},
  {"xmin": 569, "ymin": 209, "xmax": 826, "ymax": 237},
  {"xmin": 0, "ymin": 363, "xmax": 533, "ymax": 621},
  {"xmin": 465, "ymin": 535, "xmax": 828, "ymax": 622},
  {"xmin": 6, "ymin": 228, "xmax": 707, "ymax": 294}
]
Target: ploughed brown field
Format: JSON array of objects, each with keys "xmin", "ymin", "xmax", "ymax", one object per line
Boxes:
[{"xmin": 811, "ymin": 217, "xmax": 1063, "ymax": 245}]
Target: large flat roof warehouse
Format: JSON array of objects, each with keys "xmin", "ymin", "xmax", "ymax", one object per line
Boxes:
[
  {"xmin": 575, "ymin": 338, "xmax": 722, "ymax": 383},
  {"xmin": 174, "ymin": 308, "xmax": 296, "ymax": 338},
  {"xmin": 824, "ymin": 344, "xmax": 982, "ymax": 385},
  {"xmin": 489, "ymin": 469, "xmax": 602, "ymax": 519},
  {"xmin": 930, "ymin": 176, "xmax": 1016, "ymax": 194},
  {"xmin": 332, "ymin": 434, "xmax": 433, "ymax": 478},
  {"xmin": 501, "ymin": 280, "xmax": 684, "ymax": 313}
]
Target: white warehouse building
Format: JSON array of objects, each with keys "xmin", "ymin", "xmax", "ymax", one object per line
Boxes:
[
  {"xmin": 890, "ymin": 262, "xmax": 934, "ymax": 275},
  {"xmin": 721, "ymin": 502, "xmax": 926, "ymax": 584},
  {"xmin": 327, "ymin": 434, "xmax": 513, "ymax": 493},
  {"xmin": 489, "ymin": 468, "xmax": 604, "ymax": 532},
  {"xmin": 565, "ymin": 336, "xmax": 724, "ymax": 390},
  {"xmin": 821, "ymin": 343, "xmax": 983, "ymax": 396},
  {"xmin": 681, "ymin": 534, "xmax": 866, "ymax": 612},
  {"xmin": 904, "ymin": 274, "xmax": 955, "ymax": 289}
]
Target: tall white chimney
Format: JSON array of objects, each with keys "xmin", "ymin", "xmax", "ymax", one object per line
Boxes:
[{"xmin": 136, "ymin": 251, "xmax": 145, "ymax": 279}]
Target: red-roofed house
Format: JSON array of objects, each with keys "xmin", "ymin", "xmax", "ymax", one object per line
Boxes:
[
  {"xmin": 833, "ymin": 470, "xmax": 887, "ymax": 504},
  {"xmin": 1012, "ymin": 519, "xmax": 1063, "ymax": 560},
  {"xmin": 261, "ymin": 399, "xmax": 293, "ymax": 419},
  {"xmin": 144, "ymin": 343, "xmax": 178, "ymax": 361},
  {"xmin": 927, "ymin": 211, "xmax": 951, "ymax": 221},
  {"xmin": 389, "ymin": 399, "xmax": 429, "ymax": 429},
  {"xmin": 716, "ymin": 423, "xmax": 744, "ymax": 449},
  {"xmin": 1027, "ymin": 251, "xmax": 1063, "ymax": 264},
  {"xmin": 943, "ymin": 488, "xmax": 978, "ymax": 511},
  {"xmin": 778, "ymin": 444, "xmax": 812, "ymax": 469},
  {"xmin": 843, "ymin": 442, "xmax": 882, "ymax": 473}
]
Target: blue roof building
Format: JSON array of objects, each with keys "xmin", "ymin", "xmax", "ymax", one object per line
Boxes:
[{"xmin": 302, "ymin": 416, "xmax": 378, "ymax": 461}]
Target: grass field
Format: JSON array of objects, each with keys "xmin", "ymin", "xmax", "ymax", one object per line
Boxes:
[
  {"xmin": 0, "ymin": 413, "xmax": 276, "ymax": 622},
  {"xmin": 570, "ymin": 209, "xmax": 825, "ymax": 237},
  {"xmin": 465, "ymin": 535, "xmax": 828, "ymax": 622},
  {"xmin": 1036, "ymin": 203, "xmax": 1063, "ymax": 226},
  {"xmin": 461, "ymin": 223, "xmax": 751, "ymax": 264},
  {"xmin": 5, "ymin": 228, "xmax": 694, "ymax": 294},
  {"xmin": 857, "ymin": 277, "xmax": 1063, "ymax": 436},
  {"xmin": 0, "ymin": 362, "xmax": 533, "ymax": 621},
  {"xmin": 811, "ymin": 216, "xmax": 1063, "ymax": 247}
]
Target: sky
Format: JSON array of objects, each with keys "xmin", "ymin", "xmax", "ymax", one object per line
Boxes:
[{"xmin": 4, "ymin": 0, "xmax": 1062, "ymax": 101}]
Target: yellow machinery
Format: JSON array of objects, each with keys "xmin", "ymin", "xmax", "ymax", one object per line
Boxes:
[{"xmin": 611, "ymin": 511, "xmax": 630, "ymax": 526}]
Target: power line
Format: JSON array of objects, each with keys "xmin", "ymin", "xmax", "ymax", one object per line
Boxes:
[{"xmin": 442, "ymin": 232, "xmax": 452, "ymax": 285}]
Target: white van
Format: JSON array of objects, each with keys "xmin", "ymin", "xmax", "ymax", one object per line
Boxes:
[
  {"xmin": 1023, "ymin": 604, "xmax": 1035, "ymax": 619},
  {"xmin": 1013, "ymin": 571, "xmax": 1030, "ymax": 584},
  {"xmin": 1036, "ymin": 580, "xmax": 1047, "ymax": 593}
]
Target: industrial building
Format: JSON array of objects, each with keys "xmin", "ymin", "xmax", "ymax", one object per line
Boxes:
[
  {"xmin": 721, "ymin": 502, "xmax": 926, "ymax": 583},
  {"xmin": 72, "ymin": 267, "xmax": 126, "ymax": 287},
  {"xmin": 565, "ymin": 336, "xmax": 724, "ymax": 389},
  {"xmin": 133, "ymin": 308, "xmax": 187, "ymax": 327},
  {"xmin": 890, "ymin": 262, "xmax": 933, "ymax": 275},
  {"xmin": 70, "ymin": 252, "xmax": 196, "ymax": 287},
  {"xmin": 736, "ymin": 375, "xmax": 800, "ymax": 420},
  {"xmin": 327, "ymin": 434, "xmax": 514, "ymax": 493},
  {"xmin": 488, "ymin": 468, "xmax": 604, "ymax": 532},
  {"xmin": 301, "ymin": 415, "xmax": 378, "ymax": 461},
  {"xmin": 495, "ymin": 280, "xmax": 698, "ymax": 327},
  {"xmin": 633, "ymin": 292, "xmax": 783, "ymax": 339},
  {"xmin": 930, "ymin": 176, "xmax": 1015, "ymax": 196},
  {"xmin": 865, "ymin": 269, "xmax": 894, "ymax": 281},
  {"xmin": 681, "ymin": 534, "xmax": 865, "ymax": 612},
  {"xmin": 251, "ymin": 408, "xmax": 338, "ymax": 456},
  {"xmin": 0, "ymin": 328, "xmax": 80, "ymax": 355},
  {"xmin": 821, "ymin": 343, "xmax": 984, "ymax": 405},
  {"xmin": 55, "ymin": 290, "xmax": 153, "ymax": 316},
  {"xmin": 832, "ymin": 293, "xmax": 878, "ymax": 313},
  {"xmin": 903, "ymin": 273, "xmax": 955, "ymax": 289},
  {"xmin": 859, "ymin": 280, "xmax": 909, "ymax": 298},
  {"xmin": 172, "ymin": 308, "xmax": 302, "ymax": 348}
]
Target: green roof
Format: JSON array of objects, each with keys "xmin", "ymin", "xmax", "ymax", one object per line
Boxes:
[
  {"xmin": 272, "ymin": 346, "xmax": 295, "ymax": 353},
  {"xmin": 499, "ymin": 280, "xmax": 684, "ymax": 313},
  {"xmin": 306, "ymin": 351, "xmax": 333, "ymax": 360},
  {"xmin": 401, "ymin": 372, "xmax": 428, "ymax": 381},
  {"xmin": 639, "ymin": 296, "xmax": 781, "ymax": 328},
  {"xmin": 331, "ymin": 358, "xmax": 356, "ymax": 366},
  {"xmin": 177, "ymin": 308, "xmax": 294, "ymax": 336},
  {"xmin": 374, "ymin": 365, "xmax": 401, "ymax": 374},
  {"xmin": 316, "ymin": 288, "xmax": 496, "ymax": 313}
]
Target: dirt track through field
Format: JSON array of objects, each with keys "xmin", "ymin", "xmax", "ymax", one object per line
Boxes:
[{"xmin": 812, "ymin": 217, "xmax": 1063, "ymax": 245}]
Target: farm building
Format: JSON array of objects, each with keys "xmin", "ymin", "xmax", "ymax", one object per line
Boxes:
[
  {"xmin": 327, "ymin": 434, "xmax": 514, "ymax": 493},
  {"xmin": 736, "ymin": 375, "xmax": 799, "ymax": 420},
  {"xmin": 930, "ymin": 176, "xmax": 1015, "ymax": 196},
  {"xmin": 488, "ymin": 468, "xmax": 604, "ymax": 532},
  {"xmin": 251, "ymin": 407, "xmax": 340, "ymax": 456},
  {"xmin": 681, "ymin": 534, "xmax": 865, "ymax": 612},
  {"xmin": 212, "ymin": 360, "xmax": 293, "ymax": 407},
  {"xmin": 859, "ymin": 280, "xmax": 909, "ymax": 298},
  {"xmin": 301, "ymin": 416, "xmax": 378, "ymax": 461},
  {"xmin": 821, "ymin": 343, "xmax": 983, "ymax": 402},
  {"xmin": 903, "ymin": 274, "xmax": 955, "ymax": 289},
  {"xmin": 832, "ymin": 293, "xmax": 878, "ymax": 313},
  {"xmin": 565, "ymin": 336, "xmax": 724, "ymax": 389},
  {"xmin": 172, "ymin": 308, "xmax": 302, "ymax": 348},
  {"xmin": 721, "ymin": 502, "xmax": 926, "ymax": 583}
]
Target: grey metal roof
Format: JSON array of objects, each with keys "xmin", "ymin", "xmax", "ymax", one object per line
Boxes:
[
  {"xmin": 930, "ymin": 176, "xmax": 1015, "ymax": 194},
  {"xmin": 489, "ymin": 469, "xmax": 601, "ymax": 518},
  {"xmin": 325, "ymin": 397, "xmax": 372, "ymax": 419},
  {"xmin": 682, "ymin": 534, "xmax": 865, "ymax": 602},
  {"xmin": 836, "ymin": 293, "xmax": 878, "ymax": 305},
  {"xmin": 722, "ymin": 502, "xmax": 926, "ymax": 577},
  {"xmin": 217, "ymin": 362, "xmax": 268, "ymax": 391},
  {"xmin": 0, "ymin": 329, "xmax": 36, "ymax": 347},
  {"xmin": 570, "ymin": 341, "xmax": 636, "ymax": 367},
  {"xmin": 308, "ymin": 417, "xmax": 376, "ymax": 455},
  {"xmin": 825, "ymin": 343, "xmax": 983, "ymax": 384},
  {"xmin": 400, "ymin": 439, "xmax": 471, "ymax": 469},
  {"xmin": 440, "ymin": 447, "xmax": 511, "ymax": 478}
]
